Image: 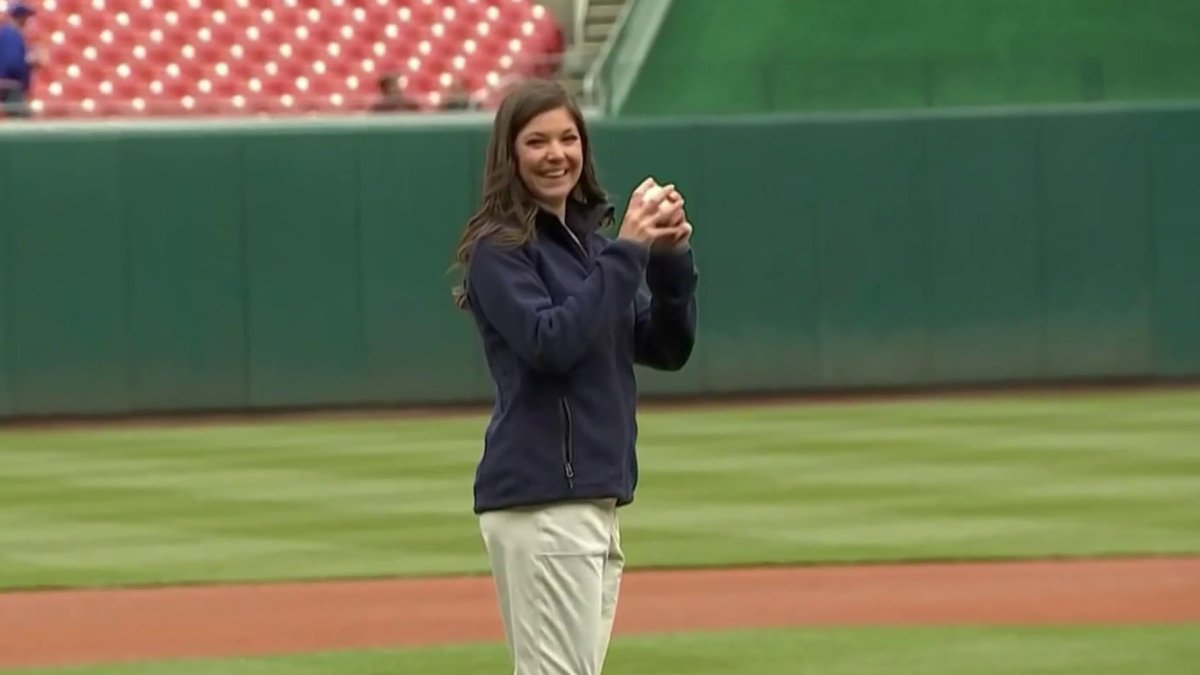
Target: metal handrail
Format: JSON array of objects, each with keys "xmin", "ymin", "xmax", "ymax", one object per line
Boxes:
[{"xmin": 582, "ymin": 0, "xmax": 637, "ymax": 114}]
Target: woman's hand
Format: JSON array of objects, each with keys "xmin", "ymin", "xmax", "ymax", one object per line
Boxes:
[
  {"xmin": 617, "ymin": 178, "xmax": 687, "ymax": 248},
  {"xmin": 652, "ymin": 184, "xmax": 693, "ymax": 252}
]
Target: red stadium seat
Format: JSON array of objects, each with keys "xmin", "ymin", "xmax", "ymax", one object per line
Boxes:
[{"xmin": 24, "ymin": 0, "xmax": 564, "ymax": 118}]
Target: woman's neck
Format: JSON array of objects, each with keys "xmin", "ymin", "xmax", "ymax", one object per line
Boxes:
[{"xmin": 539, "ymin": 199, "xmax": 567, "ymax": 223}]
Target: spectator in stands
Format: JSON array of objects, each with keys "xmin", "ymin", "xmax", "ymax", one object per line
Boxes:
[
  {"xmin": 0, "ymin": 1, "xmax": 39, "ymax": 118},
  {"xmin": 369, "ymin": 72, "xmax": 417, "ymax": 113},
  {"xmin": 440, "ymin": 76, "xmax": 480, "ymax": 111}
]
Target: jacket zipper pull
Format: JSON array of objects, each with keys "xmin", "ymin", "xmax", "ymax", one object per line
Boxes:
[{"xmin": 561, "ymin": 397, "xmax": 576, "ymax": 489}]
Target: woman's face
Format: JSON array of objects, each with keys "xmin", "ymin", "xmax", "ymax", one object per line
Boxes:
[{"xmin": 514, "ymin": 106, "xmax": 583, "ymax": 214}]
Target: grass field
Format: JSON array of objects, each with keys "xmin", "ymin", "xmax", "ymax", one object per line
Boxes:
[
  {"xmin": 6, "ymin": 626, "xmax": 1200, "ymax": 675},
  {"xmin": 4, "ymin": 388, "xmax": 1198, "ymax": 674},
  {"xmin": 3, "ymin": 389, "xmax": 1198, "ymax": 591}
]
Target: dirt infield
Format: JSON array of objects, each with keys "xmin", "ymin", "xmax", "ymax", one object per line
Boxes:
[{"xmin": 3, "ymin": 556, "xmax": 1198, "ymax": 670}]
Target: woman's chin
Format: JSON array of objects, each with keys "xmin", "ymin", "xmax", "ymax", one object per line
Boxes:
[{"xmin": 535, "ymin": 186, "xmax": 574, "ymax": 207}]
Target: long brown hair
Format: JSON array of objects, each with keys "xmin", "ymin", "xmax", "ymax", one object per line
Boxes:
[{"xmin": 450, "ymin": 78, "xmax": 608, "ymax": 310}]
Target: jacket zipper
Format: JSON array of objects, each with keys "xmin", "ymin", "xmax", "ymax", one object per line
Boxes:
[
  {"xmin": 559, "ymin": 220, "xmax": 589, "ymax": 262},
  {"xmin": 559, "ymin": 397, "xmax": 576, "ymax": 489},
  {"xmin": 555, "ymin": 215, "xmax": 588, "ymax": 490}
]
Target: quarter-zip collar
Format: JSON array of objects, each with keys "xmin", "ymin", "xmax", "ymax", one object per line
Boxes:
[{"xmin": 537, "ymin": 198, "xmax": 614, "ymax": 262}]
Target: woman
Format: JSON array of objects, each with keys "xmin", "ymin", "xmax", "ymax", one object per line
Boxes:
[{"xmin": 451, "ymin": 78, "xmax": 699, "ymax": 674}]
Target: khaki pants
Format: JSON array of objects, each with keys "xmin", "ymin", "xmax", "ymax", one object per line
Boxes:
[{"xmin": 479, "ymin": 498, "xmax": 625, "ymax": 675}]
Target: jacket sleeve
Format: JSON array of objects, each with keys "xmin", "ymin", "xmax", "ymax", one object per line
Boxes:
[
  {"xmin": 467, "ymin": 235, "xmax": 650, "ymax": 375},
  {"xmin": 633, "ymin": 246, "xmax": 698, "ymax": 371}
]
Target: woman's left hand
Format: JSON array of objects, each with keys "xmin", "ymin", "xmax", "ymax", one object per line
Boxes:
[{"xmin": 654, "ymin": 185, "xmax": 693, "ymax": 251}]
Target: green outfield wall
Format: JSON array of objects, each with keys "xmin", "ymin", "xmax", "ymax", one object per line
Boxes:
[
  {"xmin": 0, "ymin": 102, "xmax": 1197, "ymax": 418},
  {"xmin": 621, "ymin": 0, "xmax": 1200, "ymax": 116}
]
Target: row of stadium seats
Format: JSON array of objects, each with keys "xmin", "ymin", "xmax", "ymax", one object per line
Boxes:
[{"xmin": 10, "ymin": 0, "xmax": 564, "ymax": 117}]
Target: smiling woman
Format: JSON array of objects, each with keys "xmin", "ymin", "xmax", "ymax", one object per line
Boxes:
[
  {"xmin": 514, "ymin": 106, "xmax": 582, "ymax": 220},
  {"xmin": 448, "ymin": 78, "xmax": 701, "ymax": 674}
]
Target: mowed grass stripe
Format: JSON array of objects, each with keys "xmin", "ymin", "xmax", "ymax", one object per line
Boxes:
[
  {"xmin": 631, "ymin": 397, "xmax": 1199, "ymax": 566},
  {"xmin": 1, "ymin": 390, "xmax": 1196, "ymax": 590},
  {"xmin": 3, "ymin": 626, "xmax": 1199, "ymax": 675},
  {"xmin": 3, "ymin": 453, "xmax": 464, "ymax": 509}
]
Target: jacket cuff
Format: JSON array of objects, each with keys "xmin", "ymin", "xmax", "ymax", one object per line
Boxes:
[
  {"xmin": 607, "ymin": 237, "xmax": 652, "ymax": 267},
  {"xmin": 646, "ymin": 246, "xmax": 697, "ymax": 297}
]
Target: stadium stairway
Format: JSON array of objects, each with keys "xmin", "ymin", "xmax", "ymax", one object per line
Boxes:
[{"xmin": 556, "ymin": 0, "xmax": 625, "ymax": 103}]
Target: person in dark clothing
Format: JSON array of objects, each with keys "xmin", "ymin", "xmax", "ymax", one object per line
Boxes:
[
  {"xmin": 450, "ymin": 78, "xmax": 698, "ymax": 675},
  {"xmin": 368, "ymin": 72, "xmax": 416, "ymax": 113},
  {"xmin": 0, "ymin": 2, "xmax": 38, "ymax": 118},
  {"xmin": 439, "ymin": 76, "xmax": 479, "ymax": 111}
]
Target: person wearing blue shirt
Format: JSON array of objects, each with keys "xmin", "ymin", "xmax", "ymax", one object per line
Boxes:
[{"xmin": 0, "ymin": 2, "xmax": 38, "ymax": 118}]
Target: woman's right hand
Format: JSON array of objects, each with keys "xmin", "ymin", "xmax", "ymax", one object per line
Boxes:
[{"xmin": 617, "ymin": 178, "xmax": 686, "ymax": 247}]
